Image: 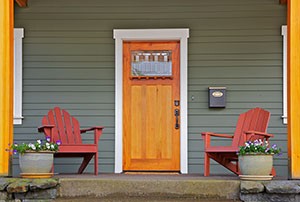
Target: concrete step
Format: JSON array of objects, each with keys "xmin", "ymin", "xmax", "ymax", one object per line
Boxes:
[
  {"xmin": 55, "ymin": 196, "xmax": 239, "ymax": 202},
  {"xmin": 57, "ymin": 174, "xmax": 240, "ymax": 201}
]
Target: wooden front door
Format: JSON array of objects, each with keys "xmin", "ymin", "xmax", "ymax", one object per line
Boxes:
[{"xmin": 123, "ymin": 41, "xmax": 180, "ymax": 171}]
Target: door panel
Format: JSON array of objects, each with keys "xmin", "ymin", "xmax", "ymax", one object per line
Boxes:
[{"xmin": 123, "ymin": 41, "xmax": 180, "ymax": 171}]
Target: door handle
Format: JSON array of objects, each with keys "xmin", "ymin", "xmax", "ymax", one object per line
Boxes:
[{"xmin": 174, "ymin": 109, "xmax": 180, "ymax": 129}]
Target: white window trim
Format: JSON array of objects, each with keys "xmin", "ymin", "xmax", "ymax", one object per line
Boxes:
[
  {"xmin": 113, "ymin": 29, "xmax": 189, "ymax": 174},
  {"xmin": 281, "ymin": 25, "xmax": 287, "ymax": 124},
  {"xmin": 14, "ymin": 28, "xmax": 24, "ymax": 125}
]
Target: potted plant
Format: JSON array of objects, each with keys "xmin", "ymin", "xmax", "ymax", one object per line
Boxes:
[
  {"xmin": 10, "ymin": 136, "xmax": 61, "ymax": 178},
  {"xmin": 238, "ymin": 139, "xmax": 281, "ymax": 180}
]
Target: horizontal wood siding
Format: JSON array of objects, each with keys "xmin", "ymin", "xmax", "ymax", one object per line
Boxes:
[{"xmin": 14, "ymin": 0, "xmax": 287, "ymax": 176}]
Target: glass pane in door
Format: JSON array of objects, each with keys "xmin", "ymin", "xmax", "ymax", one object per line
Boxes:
[{"xmin": 131, "ymin": 51, "xmax": 172, "ymax": 76}]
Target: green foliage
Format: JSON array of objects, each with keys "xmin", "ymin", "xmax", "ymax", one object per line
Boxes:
[
  {"xmin": 10, "ymin": 136, "xmax": 61, "ymax": 154},
  {"xmin": 238, "ymin": 139, "xmax": 281, "ymax": 156}
]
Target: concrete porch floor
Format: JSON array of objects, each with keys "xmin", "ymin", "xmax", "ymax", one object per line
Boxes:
[
  {"xmin": 2, "ymin": 173, "xmax": 294, "ymax": 201},
  {"xmin": 54, "ymin": 174, "xmax": 249, "ymax": 201}
]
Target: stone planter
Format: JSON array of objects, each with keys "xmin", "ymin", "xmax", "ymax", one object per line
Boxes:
[
  {"xmin": 19, "ymin": 152, "xmax": 54, "ymax": 178},
  {"xmin": 238, "ymin": 154, "xmax": 273, "ymax": 180}
]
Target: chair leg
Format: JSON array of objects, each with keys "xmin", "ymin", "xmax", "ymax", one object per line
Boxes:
[
  {"xmin": 271, "ymin": 167, "xmax": 276, "ymax": 176},
  {"xmin": 78, "ymin": 154, "xmax": 93, "ymax": 174},
  {"xmin": 94, "ymin": 152, "xmax": 98, "ymax": 175},
  {"xmin": 51, "ymin": 163, "xmax": 54, "ymax": 174},
  {"xmin": 204, "ymin": 153, "xmax": 210, "ymax": 176}
]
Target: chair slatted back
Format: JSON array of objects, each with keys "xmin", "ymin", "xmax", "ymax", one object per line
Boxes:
[
  {"xmin": 41, "ymin": 107, "xmax": 82, "ymax": 144},
  {"xmin": 231, "ymin": 107, "xmax": 270, "ymax": 147}
]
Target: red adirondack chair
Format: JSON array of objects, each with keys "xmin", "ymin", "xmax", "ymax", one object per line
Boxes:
[
  {"xmin": 38, "ymin": 107, "xmax": 104, "ymax": 175},
  {"xmin": 201, "ymin": 107, "xmax": 275, "ymax": 176}
]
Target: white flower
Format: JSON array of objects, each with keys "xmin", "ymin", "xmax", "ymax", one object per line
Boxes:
[
  {"xmin": 46, "ymin": 142, "xmax": 50, "ymax": 149},
  {"xmin": 37, "ymin": 139, "xmax": 42, "ymax": 144},
  {"xmin": 30, "ymin": 145, "xmax": 36, "ymax": 150},
  {"xmin": 51, "ymin": 145, "xmax": 55, "ymax": 149}
]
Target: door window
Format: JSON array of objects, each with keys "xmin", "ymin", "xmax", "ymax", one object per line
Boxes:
[{"xmin": 131, "ymin": 50, "xmax": 172, "ymax": 77}]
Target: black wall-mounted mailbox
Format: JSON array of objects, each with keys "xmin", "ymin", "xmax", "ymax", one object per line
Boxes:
[{"xmin": 209, "ymin": 87, "xmax": 226, "ymax": 108}]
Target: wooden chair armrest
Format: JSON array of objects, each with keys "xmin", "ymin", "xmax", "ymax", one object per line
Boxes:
[
  {"xmin": 81, "ymin": 126, "xmax": 104, "ymax": 144},
  {"xmin": 80, "ymin": 126, "xmax": 104, "ymax": 133},
  {"xmin": 201, "ymin": 132, "xmax": 234, "ymax": 139},
  {"xmin": 38, "ymin": 125, "xmax": 55, "ymax": 132},
  {"xmin": 245, "ymin": 131, "xmax": 274, "ymax": 138},
  {"xmin": 201, "ymin": 132, "xmax": 233, "ymax": 149}
]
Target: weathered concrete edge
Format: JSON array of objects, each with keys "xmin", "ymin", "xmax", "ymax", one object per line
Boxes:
[
  {"xmin": 58, "ymin": 178, "xmax": 241, "ymax": 200},
  {"xmin": 240, "ymin": 180, "xmax": 300, "ymax": 202},
  {"xmin": 0, "ymin": 178, "xmax": 59, "ymax": 201}
]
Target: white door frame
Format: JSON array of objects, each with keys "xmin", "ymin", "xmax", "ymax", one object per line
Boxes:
[{"xmin": 113, "ymin": 29, "xmax": 189, "ymax": 173}]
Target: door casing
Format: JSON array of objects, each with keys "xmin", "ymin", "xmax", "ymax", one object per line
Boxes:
[{"xmin": 113, "ymin": 29, "xmax": 189, "ymax": 173}]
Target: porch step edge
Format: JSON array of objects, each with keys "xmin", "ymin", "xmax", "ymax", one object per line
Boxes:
[{"xmin": 58, "ymin": 178, "xmax": 240, "ymax": 200}]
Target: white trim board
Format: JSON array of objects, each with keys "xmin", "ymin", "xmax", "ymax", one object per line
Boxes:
[
  {"xmin": 14, "ymin": 28, "xmax": 24, "ymax": 125},
  {"xmin": 113, "ymin": 29, "xmax": 189, "ymax": 174},
  {"xmin": 281, "ymin": 25, "xmax": 287, "ymax": 125}
]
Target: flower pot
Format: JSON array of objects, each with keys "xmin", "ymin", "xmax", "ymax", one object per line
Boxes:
[
  {"xmin": 238, "ymin": 154, "xmax": 273, "ymax": 179},
  {"xmin": 19, "ymin": 152, "xmax": 54, "ymax": 178}
]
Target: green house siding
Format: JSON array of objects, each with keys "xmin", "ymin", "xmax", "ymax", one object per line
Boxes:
[{"xmin": 14, "ymin": 0, "xmax": 287, "ymax": 176}]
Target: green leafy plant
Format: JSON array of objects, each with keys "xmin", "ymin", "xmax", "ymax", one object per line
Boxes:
[
  {"xmin": 238, "ymin": 139, "xmax": 281, "ymax": 156},
  {"xmin": 10, "ymin": 136, "xmax": 61, "ymax": 154}
]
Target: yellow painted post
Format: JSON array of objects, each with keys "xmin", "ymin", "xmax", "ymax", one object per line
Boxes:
[
  {"xmin": 288, "ymin": 0, "xmax": 300, "ymax": 179},
  {"xmin": 0, "ymin": 0, "xmax": 14, "ymax": 176}
]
